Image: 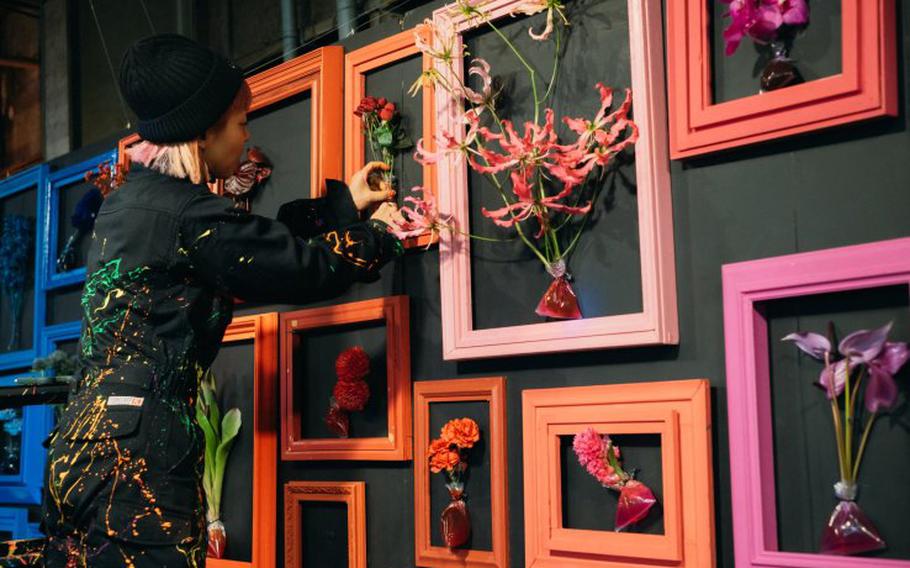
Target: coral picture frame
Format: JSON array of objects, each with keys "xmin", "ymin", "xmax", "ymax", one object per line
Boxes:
[
  {"xmin": 283, "ymin": 481, "xmax": 366, "ymax": 568},
  {"xmin": 522, "ymin": 379, "xmax": 714, "ymax": 567},
  {"xmin": 413, "ymin": 377, "xmax": 508, "ymax": 567},
  {"xmin": 248, "ymin": 46, "xmax": 344, "ymax": 198},
  {"xmin": 666, "ymin": 0, "xmax": 898, "ymax": 159},
  {"xmin": 344, "ymin": 28, "xmax": 438, "ymax": 249},
  {"xmin": 433, "ymin": 0, "xmax": 677, "ymax": 360},
  {"xmin": 279, "ymin": 296, "xmax": 411, "ymax": 461},
  {"xmin": 207, "ymin": 313, "xmax": 279, "ymax": 568},
  {"xmin": 722, "ymin": 236, "xmax": 910, "ymax": 568}
]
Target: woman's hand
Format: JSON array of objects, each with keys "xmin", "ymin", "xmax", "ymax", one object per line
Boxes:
[
  {"xmin": 369, "ymin": 201, "xmax": 406, "ymax": 228},
  {"xmin": 349, "ymin": 161, "xmax": 395, "ymax": 212}
]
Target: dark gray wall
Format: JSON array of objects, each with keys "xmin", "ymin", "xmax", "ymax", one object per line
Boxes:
[{"xmin": 39, "ymin": 0, "xmax": 910, "ymax": 566}]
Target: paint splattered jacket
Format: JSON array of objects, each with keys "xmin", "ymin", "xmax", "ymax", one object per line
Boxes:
[{"xmin": 42, "ymin": 164, "xmax": 400, "ymax": 553}]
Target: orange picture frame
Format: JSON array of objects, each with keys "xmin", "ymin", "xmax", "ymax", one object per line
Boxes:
[
  {"xmin": 522, "ymin": 379, "xmax": 715, "ymax": 568},
  {"xmin": 413, "ymin": 377, "xmax": 509, "ymax": 568},
  {"xmin": 247, "ymin": 46, "xmax": 344, "ymax": 198},
  {"xmin": 666, "ymin": 0, "xmax": 898, "ymax": 158},
  {"xmin": 208, "ymin": 313, "xmax": 279, "ymax": 568},
  {"xmin": 344, "ymin": 28, "xmax": 438, "ymax": 249},
  {"xmin": 283, "ymin": 481, "xmax": 367, "ymax": 568},
  {"xmin": 279, "ymin": 296, "xmax": 411, "ymax": 461}
]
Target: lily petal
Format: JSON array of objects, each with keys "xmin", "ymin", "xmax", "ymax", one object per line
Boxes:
[
  {"xmin": 817, "ymin": 359, "xmax": 846, "ymax": 399},
  {"xmin": 782, "ymin": 331, "xmax": 831, "ymax": 360},
  {"xmin": 839, "ymin": 322, "xmax": 892, "ymax": 363},
  {"xmin": 876, "ymin": 341, "xmax": 910, "ymax": 375},
  {"xmin": 864, "ymin": 364, "xmax": 899, "ymax": 413}
]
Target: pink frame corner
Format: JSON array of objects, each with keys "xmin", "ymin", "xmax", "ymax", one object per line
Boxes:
[
  {"xmin": 433, "ymin": 0, "xmax": 677, "ymax": 360},
  {"xmin": 522, "ymin": 379, "xmax": 715, "ymax": 567},
  {"xmin": 666, "ymin": 0, "xmax": 898, "ymax": 159},
  {"xmin": 722, "ymin": 236, "xmax": 910, "ymax": 568}
]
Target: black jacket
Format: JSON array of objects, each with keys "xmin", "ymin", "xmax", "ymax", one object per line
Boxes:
[{"xmin": 41, "ymin": 165, "xmax": 400, "ymax": 551}]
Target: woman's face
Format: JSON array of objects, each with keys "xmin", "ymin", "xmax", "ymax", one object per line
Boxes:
[{"xmin": 202, "ymin": 107, "xmax": 250, "ymax": 179}]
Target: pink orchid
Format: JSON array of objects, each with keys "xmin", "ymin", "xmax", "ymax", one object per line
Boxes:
[
  {"xmin": 388, "ymin": 187, "xmax": 452, "ymax": 243},
  {"xmin": 722, "ymin": 0, "xmax": 809, "ymax": 55}
]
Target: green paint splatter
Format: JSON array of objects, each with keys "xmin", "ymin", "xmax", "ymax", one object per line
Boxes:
[{"xmin": 80, "ymin": 258, "xmax": 150, "ymax": 358}]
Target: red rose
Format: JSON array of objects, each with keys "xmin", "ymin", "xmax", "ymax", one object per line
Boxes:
[
  {"xmin": 379, "ymin": 102, "xmax": 396, "ymax": 121},
  {"xmin": 360, "ymin": 96, "xmax": 378, "ymax": 112},
  {"xmin": 377, "ymin": 97, "xmax": 388, "ymax": 107},
  {"xmin": 333, "ymin": 379, "xmax": 370, "ymax": 411},
  {"xmin": 335, "ymin": 346, "xmax": 370, "ymax": 383}
]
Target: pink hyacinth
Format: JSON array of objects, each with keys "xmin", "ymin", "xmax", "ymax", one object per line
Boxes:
[{"xmin": 572, "ymin": 428, "xmax": 622, "ymax": 488}]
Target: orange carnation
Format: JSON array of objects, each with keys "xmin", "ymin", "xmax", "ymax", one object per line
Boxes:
[
  {"xmin": 441, "ymin": 418, "xmax": 480, "ymax": 449},
  {"xmin": 428, "ymin": 438, "xmax": 461, "ymax": 473}
]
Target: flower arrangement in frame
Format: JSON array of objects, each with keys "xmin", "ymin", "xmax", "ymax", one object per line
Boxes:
[
  {"xmin": 344, "ymin": 28, "xmax": 438, "ymax": 249},
  {"xmin": 723, "ymin": 236, "xmax": 910, "ymax": 568},
  {"xmin": 667, "ymin": 0, "xmax": 897, "ymax": 158},
  {"xmin": 279, "ymin": 296, "xmax": 411, "ymax": 461},
  {"xmin": 392, "ymin": 0, "xmax": 639, "ymax": 321},
  {"xmin": 781, "ymin": 322, "xmax": 906, "ymax": 555},
  {"xmin": 573, "ymin": 427, "xmax": 658, "ymax": 532},
  {"xmin": 399, "ymin": 0, "xmax": 676, "ymax": 359},
  {"xmin": 413, "ymin": 377, "xmax": 508, "ymax": 568},
  {"xmin": 427, "ymin": 417, "xmax": 480, "ymax": 548},
  {"xmin": 0, "ymin": 215, "xmax": 34, "ymax": 352},
  {"xmin": 522, "ymin": 379, "xmax": 714, "ymax": 567},
  {"xmin": 325, "ymin": 346, "xmax": 372, "ymax": 438},
  {"xmin": 721, "ymin": 0, "xmax": 810, "ymax": 92},
  {"xmin": 354, "ymin": 95, "xmax": 412, "ymax": 191}
]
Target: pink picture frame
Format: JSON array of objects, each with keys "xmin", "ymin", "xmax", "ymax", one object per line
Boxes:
[
  {"xmin": 666, "ymin": 0, "xmax": 898, "ymax": 159},
  {"xmin": 433, "ymin": 0, "xmax": 677, "ymax": 360},
  {"xmin": 722, "ymin": 236, "xmax": 910, "ymax": 568}
]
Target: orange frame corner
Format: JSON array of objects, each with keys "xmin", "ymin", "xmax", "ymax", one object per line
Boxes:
[
  {"xmin": 247, "ymin": 46, "xmax": 344, "ymax": 198},
  {"xmin": 208, "ymin": 313, "xmax": 279, "ymax": 568},
  {"xmin": 666, "ymin": 0, "xmax": 898, "ymax": 159},
  {"xmin": 283, "ymin": 481, "xmax": 367, "ymax": 568},
  {"xmin": 413, "ymin": 377, "xmax": 509, "ymax": 568},
  {"xmin": 279, "ymin": 296, "xmax": 412, "ymax": 461},
  {"xmin": 344, "ymin": 28, "xmax": 439, "ymax": 250},
  {"xmin": 521, "ymin": 379, "xmax": 715, "ymax": 568}
]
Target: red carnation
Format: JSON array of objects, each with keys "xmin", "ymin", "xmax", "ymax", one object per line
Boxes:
[
  {"xmin": 333, "ymin": 379, "xmax": 370, "ymax": 411},
  {"xmin": 335, "ymin": 346, "xmax": 370, "ymax": 383},
  {"xmin": 379, "ymin": 102, "xmax": 396, "ymax": 121}
]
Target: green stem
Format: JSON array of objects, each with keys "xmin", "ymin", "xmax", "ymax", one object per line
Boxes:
[
  {"xmin": 541, "ymin": 23, "xmax": 562, "ymax": 103},
  {"xmin": 843, "ymin": 359, "xmax": 853, "ymax": 481},
  {"xmin": 851, "ymin": 412, "xmax": 878, "ymax": 482},
  {"xmin": 850, "ymin": 367, "xmax": 865, "ymax": 413},
  {"xmin": 484, "ymin": 19, "xmax": 541, "ymax": 123},
  {"xmin": 830, "ymin": 397, "xmax": 848, "ymax": 482}
]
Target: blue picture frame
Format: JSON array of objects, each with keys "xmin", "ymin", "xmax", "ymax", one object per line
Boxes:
[
  {"xmin": 0, "ymin": 371, "xmax": 54, "ymax": 505},
  {"xmin": 0, "ymin": 507, "xmax": 40, "ymax": 540},
  {"xmin": 42, "ymin": 150, "xmax": 117, "ymax": 291},
  {"xmin": 0, "ymin": 164, "xmax": 47, "ymax": 372}
]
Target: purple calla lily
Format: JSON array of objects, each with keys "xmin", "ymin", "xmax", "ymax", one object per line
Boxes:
[
  {"xmin": 863, "ymin": 341, "xmax": 909, "ymax": 413},
  {"xmin": 782, "ymin": 331, "xmax": 831, "ymax": 360},
  {"xmin": 838, "ymin": 322, "xmax": 892, "ymax": 363},
  {"xmin": 817, "ymin": 359, "xmax": 847, "ymax": 399}
]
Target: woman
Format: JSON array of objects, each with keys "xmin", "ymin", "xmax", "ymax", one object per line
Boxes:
[{"xmin": 40, "ymin": 34, "xmax": 402, "ymax": 567}]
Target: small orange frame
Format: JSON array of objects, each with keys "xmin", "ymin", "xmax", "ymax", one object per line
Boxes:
[
  {"xmin": 522, "ymin": 379, "xmax": 715, "ymax": 568},
  {"xmin": 248, "ymin": 46, "xmax": 344, "ymax": 198},
  {"xmin": 283, "ymin": 481, "xmax": 367, "ymax": 568},
  {"xmin": 208, "ymin": 313, "xmax": 279, "ymax": 568},
  {"xmin": 279, "ymin": 296, "xmax": 412, "ymax": 461},
  {"xmin": 344, "ymin": 28, "xmax": 438, "ymax": 249},
  {"xmin": 413, "ymin": 377, "xmax": 509, "ymax": 568}
]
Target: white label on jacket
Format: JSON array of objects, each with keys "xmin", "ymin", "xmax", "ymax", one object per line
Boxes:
[{"xmin": 107, "ymin": 396, "xmax": 144, "ymax": 408}]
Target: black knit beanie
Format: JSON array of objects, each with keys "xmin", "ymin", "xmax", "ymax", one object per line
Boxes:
[{"xmin": 119, "ymin": 34, "xmax": 243, "ymax": 143}]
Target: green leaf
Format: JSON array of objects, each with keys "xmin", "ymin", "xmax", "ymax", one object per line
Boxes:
[
  {"xmin": 215, "ymin": 409, "xmax": 242, "ymax": 473},
  {"xmin": 375, "ymin": 125, "xmax": 394, "ymax": 147}
]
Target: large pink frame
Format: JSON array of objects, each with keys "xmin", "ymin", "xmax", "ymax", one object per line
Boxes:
[
  {"xmin": 667, "ymin": 0, "xmax": 898, "ymax": 159},
  {"xmin": 434, "ymin": 0, "xmax": 677, "ymax": 360},
  {"xmin": 722, "ymin": 236, "xmax": 910, "ymax": 568}
]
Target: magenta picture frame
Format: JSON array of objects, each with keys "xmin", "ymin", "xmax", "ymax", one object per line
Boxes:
[
  {"xmin": 722, "ymin": 236, "xmax": 910, "ymax": 568},
  {"xmin": 433, "ymin": 0, "xmax": 678, "ymax": 360}
]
